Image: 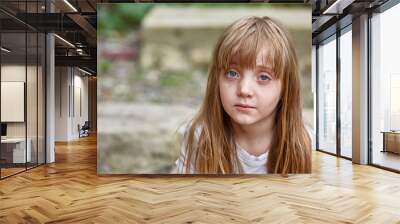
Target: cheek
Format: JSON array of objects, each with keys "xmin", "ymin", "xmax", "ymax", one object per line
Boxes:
[
  {"xmin": 219, "ymin": 79, "xmax": 236, "ymax": 105},
  {"xmin": 257, "ymin": 82, "xmax": 282, "ymax": 111}
]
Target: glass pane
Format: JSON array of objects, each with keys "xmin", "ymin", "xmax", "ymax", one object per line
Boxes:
[
  {"xmin": 318, "ymin": 36, "xmax": 337, "ymax": 154},
  {"xmin": 1, "ymin": 30, "xmax": 27, "ymax": 177},
  {"xmin": 371, "ymin": 4, "xmax": 400, "ymax": 171},
  {"xmin": 38, "ymin": 32, "xmax": 45, "ymax": 165},
  {"xmin": 26, "ymin": 0, "xmax": 38, "ymax": 169},
  {"xmin": 340, "ymin": 28, "xmax": 352, "ymax": 158},
  {"xmin": 311, "ymin": 45, "xmax": 317, "ymax": 150},
  {"xmin": 27, "ymin": 31, "xmax": 38, "ymax": 169}
]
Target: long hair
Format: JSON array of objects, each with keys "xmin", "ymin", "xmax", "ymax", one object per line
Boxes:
[{"xmin": 184, "ymin": 16, "xmax": 311, "ymax": 174}]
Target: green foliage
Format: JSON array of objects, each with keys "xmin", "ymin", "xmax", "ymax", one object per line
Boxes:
[
  {"xmin": 160, "ymin": 3, "xmax": 308, "ymax": 9},
  {"xmin": 97, "ymin": 3, "xmax": 305, "ymax": 36},
  {"xmin": 98, "ymin": 4, "xmax": 154, "ymax": 35},
  {"xmin": 167, "ymin": 3, "xmax": 269, "ymax": 8},
  {"xmin": 99, "ymin": 58, "xmax": 112, "ymax": 73},
  {"xmin": 100, "ymin": 131, "xmax": 180, "ymax": 173},
  {"xmin": 159, "ymin": 71, "xmax": 191, "ymax": 88}
]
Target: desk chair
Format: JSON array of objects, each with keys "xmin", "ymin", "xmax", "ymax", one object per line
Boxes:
[{"xmin": 79, "ymin": 121, "xmax": 90, "ymax": 138}]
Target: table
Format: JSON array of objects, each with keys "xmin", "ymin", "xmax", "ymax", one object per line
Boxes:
[
  {"xmin": 381, "ymin": 131, "xmax": 400, "ymax": 154},
  {"xmin": 1, "ymin": 138, "xmax": 31, "ymax": 163}
]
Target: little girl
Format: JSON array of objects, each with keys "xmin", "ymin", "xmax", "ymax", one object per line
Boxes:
[{"xmin": 176, "ymin": 16, "xmax": 311, "ymax": 174}]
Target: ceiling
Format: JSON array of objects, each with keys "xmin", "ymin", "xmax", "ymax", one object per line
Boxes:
[
  {"xmin": 2, "ymin": 0, "xmax": 394, "ymax": 74},
  {"xmin": 0, "ymin": 0, "xmax": 97, "ymax": 75},
  {"xmin": 311, "ymin": 0, "xmax": 390, "ymax": 44}
]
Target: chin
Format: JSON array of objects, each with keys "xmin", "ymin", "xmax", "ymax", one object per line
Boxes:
[{"xmin": 230, "ymin": 114, "xmax": 259, "ymax": 126}]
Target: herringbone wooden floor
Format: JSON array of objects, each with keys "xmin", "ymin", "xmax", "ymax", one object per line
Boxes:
[{"xmin": 1, "ymin": 134, "xmax": 400, "ymax": 223}]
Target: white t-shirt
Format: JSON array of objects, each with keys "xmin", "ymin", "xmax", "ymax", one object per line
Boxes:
[
  {"xmin": 175, "ymin": 125, "xmax": 268, "ymax": 174},
  {"xmin": 235, "ymin": 143, "xmax": 267, "ymax": 174},
  {"xmin": 175, "ymin": 123, "xmax": 313, "ymax": 174}
]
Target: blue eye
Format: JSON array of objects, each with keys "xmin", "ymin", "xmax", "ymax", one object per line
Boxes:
[
  {"xmin": 259, "ymin": 74, "xmax": 271, "ymax": 81},
  {"xmin": 226, "ymin": 70, "xmax": 239, "ymax": 78}
]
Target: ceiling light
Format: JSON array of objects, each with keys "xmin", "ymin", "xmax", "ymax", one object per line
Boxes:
[
  {"xmin": 63, "ymin": 0, "xmax": 78, "ymax": 12},
  {"xmin": 54, "ymin": 34, "xmax": 75, "ymax": 48},
  {"xmin": 323, "ymin": 0, "xmax": 355, "ymax": 15},
  {"xmin": 78, "ymin": 67, "xmax": 92, "ymax": 76},
  {"xmin": 1, "ymin": 47, "xmax": 11, "ymax": 53}
]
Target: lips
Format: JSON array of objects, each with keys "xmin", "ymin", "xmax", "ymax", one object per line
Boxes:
[
  {"xmin": 234, "ymin": 104, "xmax": 256, "ymax": 109},
  {"xmin": 235, "ymin": 103, "xmax": 256, "ymax": 108}
]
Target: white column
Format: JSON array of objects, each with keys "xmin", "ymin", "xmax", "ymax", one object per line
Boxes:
[
  {"xmin": 46, "ymin": 1, "xmax": 55, "ymax": 163},
  {"xmin": 352, "ymin": 14, "xmax": 369, "ymax": 164}
]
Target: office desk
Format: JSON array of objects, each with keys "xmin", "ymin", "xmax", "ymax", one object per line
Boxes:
[
  {"xmin": 1, "ymin": 138, "xmax": 31, "ymax": 163},
  {"xmin": 381, "ymin": 131, "xmax": 400, "ymax": 154}
]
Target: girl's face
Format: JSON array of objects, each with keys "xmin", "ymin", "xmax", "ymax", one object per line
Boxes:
[{"xmin": 219, "ymin": 48, "xmax": 282, "ymax": 126}]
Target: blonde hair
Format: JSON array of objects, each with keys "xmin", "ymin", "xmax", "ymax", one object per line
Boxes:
[{"xmin": 184, "ymin": 16, "xmax": 311, "ymax": 174}]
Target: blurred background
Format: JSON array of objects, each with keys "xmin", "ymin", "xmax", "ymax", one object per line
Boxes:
[{"xmin": 97, "ymin": 3, "xmax": 312, "ymax": 174}]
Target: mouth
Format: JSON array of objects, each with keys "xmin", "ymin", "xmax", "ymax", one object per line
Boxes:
[{"xmin": 234, "ymin": 104, "xmax": 256, "ymax": 111}]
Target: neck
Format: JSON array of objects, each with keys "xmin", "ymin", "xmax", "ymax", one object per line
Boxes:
[{"xmin": 232, "ymin": 114, "xmax": 276, "ymax": 156}]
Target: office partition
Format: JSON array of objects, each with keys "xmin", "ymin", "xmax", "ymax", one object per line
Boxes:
[{"xmin": 0, "ymin": 1, "xmax": 47, "ymax": 179}]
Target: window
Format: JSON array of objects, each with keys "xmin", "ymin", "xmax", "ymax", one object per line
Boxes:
[
  {"xmin": 339, "ymin": 27, "xmax": 352, "ymax": 158},
  {"xmin": 370, "ymin": 2, "xmax": 400, "ymax": 171},
  {"xmin": 317, "ymin": 35, "xmax": 337, "ymax": 154},
  {"xmin": 0, "ymin": 1, "xmax": 46, "ymax": 179}
]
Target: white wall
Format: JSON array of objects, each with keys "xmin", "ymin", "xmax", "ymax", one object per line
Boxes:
[
  {"xmin": 1, "ymin": 64, "xmax": 46, "ymax": 164},
  {"xmin": 55, "ymin": 66, "xmax": 69, "ymax": 141},
  {"xmin": 1, "ymin": 66, "xmax": 26, "ymax": 135},
  {"xmin": 55, "ymin": 67, "xmax": 89, "ymax": 141},
  {"xmin": 1, "ymin": 82, "xmax": 25, "ymax": 122},
  {"xmin": 72, "ymin": 73, "xmax": 89, "ymax": 138},
  {"xmin": 1, "ymin": 65, "xmax": 39, "ymax": 138}
]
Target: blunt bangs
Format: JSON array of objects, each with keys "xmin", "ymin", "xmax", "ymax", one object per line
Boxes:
[{"xmin": 215, "ymin": 16, "xmax": 292, "ymax": 80}]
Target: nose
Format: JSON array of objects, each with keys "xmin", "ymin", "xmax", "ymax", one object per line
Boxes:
[{"xmin": 237, "ymin": 75, "xmax": 253, "ymax": 98}]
